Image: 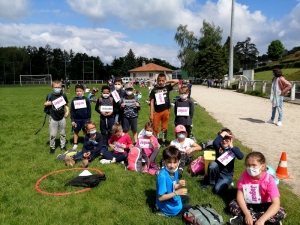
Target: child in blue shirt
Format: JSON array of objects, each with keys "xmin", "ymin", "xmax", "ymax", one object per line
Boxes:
[{"xmin": 156, "ymin": 146, "xmax": 192, "ymax": 217}]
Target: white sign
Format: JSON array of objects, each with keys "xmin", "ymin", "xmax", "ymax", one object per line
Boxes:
[
  {"xmin": 74, "ymin": 99, "xmax": 87, "ymax": 109},
  {"xmin": 138, "ymin": 139, "xmax": 152, "ymax": 148},
  {"xmin": 114, "ymin": 142, "xmax": 124, "ymax": 153},
  {"xmin": 155, "ymin": 92, "xmax": 165, "ymax": 105},
  {"xmin": 52, "ymin": 96, "xmax": 66, "ymax": 109},
  {"xmin": 243, "ymin": 184, "xmax": 261, "ymax": 204},
  {"xmin": 217, "ymin": 150, "xmax": 235, "ymax": 166},
  {"xmin": 100, "ymin": 106, "xmax": 113, "ymax": 112},
  {"xmin": 124, "ymin": 99, "xmax": 136, "ymax": 106},
  {"xmin": 177, "ymin": 107, "xmax": 189, "ymax": 116},
  {"xmin": 111, "ymin": 90, "xmax": 120, "ymax": 103}
]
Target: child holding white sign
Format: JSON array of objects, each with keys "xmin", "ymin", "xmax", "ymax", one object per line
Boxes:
[
  {"xmin": 229, "ymin": 152, "xmax": 286, "ymax": 225},
  {"xmin": 70, "ymin": 84, "xmax": 91, "ymax": 150},
  {"xmin": 174, "ymin": 86, "xmax": 194, "ymax": 137},
  {"xmin": 44, "ymin": 80, "xmax": 69, "ymax": 154},
  {"xmin": 204, "ymin": 128, "xmax": 244, "ymax": 195}
]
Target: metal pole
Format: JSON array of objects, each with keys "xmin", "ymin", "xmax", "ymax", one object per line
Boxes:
[
  {"xmin": 30, "ymin": 60, "xmax": 32, "ymax": 75},
  {"xmin": 83, "ymin": 61, "xmax": 84, "ymax": 82},
  {"xmin": 47, "ymin": 60, "xmax": 49, "ymax": 74},
  {"xmin": 65, "ymin": 60, "xmax": 66, "ymax": 77},
  {"xmin": 13, "ymin": 62, "xmax": 15, "ymax": 85},
  {"xmin": 229, "ymin": 0, "xmax": 235, "ymax": 82}
]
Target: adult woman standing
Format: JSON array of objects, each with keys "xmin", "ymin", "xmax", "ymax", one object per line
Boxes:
[{"xmin": 266, "ymin": 68, "xmax": 291, "ymax": 126}]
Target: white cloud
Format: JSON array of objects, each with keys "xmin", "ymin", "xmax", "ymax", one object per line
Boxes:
[{"xmin": 0, "ymin": 0, "xmax": 29, "ymax": 20}]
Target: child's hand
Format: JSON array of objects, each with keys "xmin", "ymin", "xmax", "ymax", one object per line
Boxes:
[
  {"xmin": 44, "ymin": 101, "xmax": 51, "ymax": 106},
  {"xmin": 176, "ymin": 188, "xmax": 188, "ymax": 196},
  {"xmin": 121, "ymin": 103, "xmax": 125, "ymax": 108},
  {"xmin": 121, "ymin": 144, "xmax": 126, "ymax": 149},
  {"xmin": 178, "ymin": 180, "xmax": 186, "ymax": 187},
  {"xmin": 186, "ymin": 148, "xmax": 195, "ymax": 156},
  {"xmin": 106, "ymin": 112, "xmax": 113, "ymax": 116},
  {"xmin": 83, "ymin": 152, "xmax": 90, "ymax": 158},
  {"xmin": 135, "ymin": 102, "xmax": 140, "ymax": 107},
  {"xmin": 244, "ymin": 214, "xmax": 253, "ymax": 225},
  {"xmin": 150, "ymin": 138, "xmax": 155, "ymax": 147},
  {"xmin": 64, "ymin": 112, "xmax": 69, "ymax": 118},
  {"xmin": 109, "ymin": 144, "xmax": 115, "ymax": 149},
  {"xmin": 71, "ymin": 122, "xmax": 77, "ymax": 127},
  {"xmin": 101, "ymin": 112, "xmax": 106, "ymax": 116}
]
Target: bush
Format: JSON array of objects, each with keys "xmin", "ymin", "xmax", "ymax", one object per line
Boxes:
[{"xmin": 295, "ymin": 51, "xmax": 300, "ymax": 57}]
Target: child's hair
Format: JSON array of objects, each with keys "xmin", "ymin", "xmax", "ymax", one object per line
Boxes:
[
  {"xmin": 85, "ymin": 121, "xmax": 96, "ymax": 129},
  {"xmin": 52, "ymin": 80, "xmax": 62, "ymax": 87},
  {"xmin": 179, "ymin": 86, "xmax": 189, "ymax": 94},
  {"xmin": 112, "ymin": 123, "xmax": 123, "ymax": 134},
  {"xmin": 114, "ymin": 77, "xmax": 122, "ymax": 84},
  {"xmin": 218, "ymin": 128, "xmax": 233, "ymax": 136},
  {"xmin": 75, "ymin": 84, "xmax": 84, "ymax": 91},
  {"xmin": 101, "ymin": 85, "xmax": 111, "ymax": 92},
  {"xmin": 157, "ymin": 73, "xmax": 166, "ymax": 79},
  {"xmin": 273, "ymin": 68, "xmax": 283, "ymax": 77},
  {"xmin": 245, "ymin": 151, "xmax": 266, "ymax": 165},
  {"xmin": 144, "ymin": 121, "xmax": 154, "ymax": 130},
  {"xmin": 162, "ymin": 146, "xmax": 181, "ymax": 161}
]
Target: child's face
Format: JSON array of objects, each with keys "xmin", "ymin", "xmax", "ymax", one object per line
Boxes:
[
  {"xmin": 221, "ymin": 136, "xmax": 232, "ymax": 147},
  {"xmin": 157, "ymin": 77, "xmax": 166, "ymax": 87},
  {"xmin": 75, "ymin": 88, "xmax": 84, "ymax": 97},
  {"xmin": 165, "ymin": 158, "xmax": 179, "ymax": 174},
  {"xmin": 246, "ymin": 157, "xmax": 265, "ymax": 178},
  {"xmin": 115, "ymin": 131, "xmax": 123, "ymax": 138},
  {"xmin": 114, "ymin": 81, "xmax": 122, "ymax": 86},
  {"xmin": 86, "ymin": 124, "xmax": 96, "ymax": 133},
  {"xmin": 102, "ymin": 89, "xmax": 110, "ymax": 94}
]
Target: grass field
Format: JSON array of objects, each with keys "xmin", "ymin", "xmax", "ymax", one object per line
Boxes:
[
  {"xmin": 254, "ymin": 68, "xmax": 300, "ymax": 81},
  {"xmin": 0, "ymin": 84, "xmax": 299, "ymax": 225}
]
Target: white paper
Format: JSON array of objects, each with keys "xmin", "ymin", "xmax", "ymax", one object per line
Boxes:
[
  {"xmin": 177, "ymin": 107, "xmax": 189, "ymax": 116},
  {"xmin": 155, "ymin": 92, "xmax": 165, "ymax": 105},
  {"xmin": 74, "ymin": 99, "xmax": 87, "ymax": 109},
  {"xmin": 124, "ymin": 99, "xmax": 136, "ymax": 106},
  {"xmin": 138, "ymin": 139, "xmax": 152, "ymax": 148},
  {"xmin": 52, "ymin": 96, "xmax": 66, "ymax": 109},
  {"xmin": 111, "ymin": 90, "xmax": 120, "ymax": 103},
  {"xmin": 79, "ymin": 170, "xmax": 92, "ymax": 176},
  {"xmin": 243, "ymin": 184, "xmax": 261, "ymax": 203},
  {"xmin": 100, "ymin": 106, "xmax": 113, "ymax": 112},
  {"xmin": 217, "ymin": 150, "xmax": 235, "ymax": 166},
  {"xmin": 114, "ymin": 142, "xmax": 124, "ymax": 153}
]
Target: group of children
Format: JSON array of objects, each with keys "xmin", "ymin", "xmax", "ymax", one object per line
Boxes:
[{"xmin": 43, "ymin": 76, "xmax": 286, "ymax": 225}]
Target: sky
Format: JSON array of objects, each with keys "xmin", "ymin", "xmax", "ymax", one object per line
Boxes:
[{"xmin": 0, "ymin": 0, "xmax": 299, "ymax": 67}]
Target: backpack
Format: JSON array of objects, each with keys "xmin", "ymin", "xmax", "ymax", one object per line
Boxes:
[
  {"xmin": 127, "ymin": 147, "xmax": 144, "ymax": 172},
  {"xmin": 200, "ymin": 140, "xmax": 214, "ymax": 150},
  {"xmin": 44, "ymin": 94, "xmax": 52, "ymax": 114},
  {"xmin": 98, "ymin": 97, "xmax": 114, "ymax": 112},
  {"xmin": 183, "ymin": 204, "xmax": 223, "ymax": 225},
  {"xmin": 189, "ymin": 156, "xmax": 204, "ymax": 176},
  {"xmin": 65, "ymin": 174, "xmax": 106, "ymax": 188}
]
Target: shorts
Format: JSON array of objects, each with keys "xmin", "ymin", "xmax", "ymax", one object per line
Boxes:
[
  {"xmin": 122, "ymin": 117, "xmax": 138, "ymax": 132},
  {"xmin": 73, "ymin": 120, "xmax": 88, "ymax": 133}
]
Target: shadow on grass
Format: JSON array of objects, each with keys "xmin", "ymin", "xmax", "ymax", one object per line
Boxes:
[
  {"xmin": 145, "ymin": 189, "xmax": 157, "ymax": 212},
  {"xmin": 239, "ymin": 117, "xmax": 266, "ymax": 124}
]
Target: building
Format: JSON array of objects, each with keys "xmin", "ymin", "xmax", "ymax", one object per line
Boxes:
[{"xmin": 128, "ymin": 61, "xmax": 173, "ymax": 80}]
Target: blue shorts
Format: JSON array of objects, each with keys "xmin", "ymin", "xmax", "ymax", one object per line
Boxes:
[
  {"xmin": 73, "ymin": 120, "xmax": 88, "ymax": 133},
  {"xmin": 122, "ymin": 117, "xmax": 138, "ymax": 132}
]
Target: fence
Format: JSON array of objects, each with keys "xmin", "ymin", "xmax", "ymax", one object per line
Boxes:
[{"xmin": 15, "ymin": 80, "xmax": 104, "ymax": 85}]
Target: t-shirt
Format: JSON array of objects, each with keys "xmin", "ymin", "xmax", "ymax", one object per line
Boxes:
[
  {"xmin": 136, "ymin": 135, "xmax": 159, "ymax": 157},
  {"xmin": 156, "ymin": 168, "xmax": 182, "ymax": 216},
  {"xmin": 237, "ymin": 171, "xmax": 280, "ymax": 203},
  {"xmin": 149, "ymin": 84, "xmax": 173, "ymax": 112},
  {"xmin": 108, "ymin": 133, "xmax": 133, "ymax": 154},
  {"xmin": 47, "ymin": 93, "xmax": 69, "ymax": 121},
  {"xmin": 170, "ymin": 138, "xmax": 195, "ymax": 153},
  {"xmin": 174, "ymin": 99, "xmax": 194, "ymax": 126}
]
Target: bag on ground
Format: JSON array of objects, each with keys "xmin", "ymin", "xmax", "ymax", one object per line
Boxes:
[
  {"xmin": 183, "ymin": 204, "xmax": 223, "ymax": 225},
  {"xmin": 189, "ymin": 156, "xmax": 204, "ymax": 176},
  {"xmin": 65, "ymin": 174, "xmax": 106, "ymax": 188},
  {"xmin": 127, "ymin": 147, "xmax": 143, "ymax": 172},
  {"xmin": 200, "ymin": 140, "xmax": 214, "ymax": 150}
]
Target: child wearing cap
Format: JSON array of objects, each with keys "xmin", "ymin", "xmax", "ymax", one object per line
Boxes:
[
  {"xmin": 169, "ymin": 125, "xmax": 202, "ymax": 178},
  {"xmin": 120, "ymin": 83, "xmax": 140, "ymax": 143}
]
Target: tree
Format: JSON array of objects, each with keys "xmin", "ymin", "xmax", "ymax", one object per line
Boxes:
[
  {"xmin": 267, "ymin": 40, "xmax": 285, "ymax": 61},
  {"xmin": 120, "ymin": 49, "xmax": 137, "ymax": 77},
  {"xmin": 198, "ymin": 20, "xmax": 223, "ymax": 51},
  {"xmin": 234, "ymin": 37, "xmax": 259, "ymax": 69},
  {"xmin": 223, "ymin": 36, "xmax": 241, "ymax": 73}
]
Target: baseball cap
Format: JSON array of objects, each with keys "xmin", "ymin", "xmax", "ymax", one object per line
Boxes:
[
  {"xmin": 124, "ymin": 83, "xmax": 133, "ymax": 89},
  {"xmin": 174, "ymin": 125, "xmax": 186, "ymax": 133}
]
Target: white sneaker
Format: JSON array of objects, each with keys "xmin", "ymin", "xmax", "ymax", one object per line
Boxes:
[
  {"xmin": 266, "ymin": 119, "xmax": 274, "ymax": 124},
  {"xmin": 111, "ymin": 157, "xmax": 116, "ymax": 163},
  {"xmin": 72, "ymin": 144, "xmax": 78, "ymax": 150},
  {"xmin": 277, "ymin": 121, "xmax": 282, "ymax": 126},
  {"xmin": 100, "ymin": 159, "xmax": 111, "ymax": 164}
]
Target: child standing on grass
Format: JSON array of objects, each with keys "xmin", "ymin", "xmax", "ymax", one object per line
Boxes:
[
  {"xmin": 100, "ymin": 124, "xmax": 133, "ymax": 164},
  {"xmin": 44, "ymin": 80, "xmax": 69, "ymax": 154},
  {"xmin": 174, "ymin": 86, "xmax": 194, "ymax": 137},
  {"xmin": 112, "ymin": 77, "xmax": 126, "ymax": 124},
  {"xmin": 70, "ymin": 84, "xmax": 91, "ymax": 150},
  {"xmin": 149, "ymin": 73, "xmax": 178, "ymax": 146},
  {"xmin": 156, "ymin": 146, "xmax": 192, "ymax": 217},
  {"xmin": 204, "ymin": 128, "xmax": 244, "ymax": 195},
  {"xmin": 95, "ymin": 85, "xmax": 115, "ymax": 143},
  {"xmin": 121, "ymin": 83, "xmax": 140, "ymax": 143},
  {"xmin": 229, "ymin": 152, "xmax": 286, "ymax": 225},
  {"xmin": 65, "ymin": 121, "xmax": 103, "ymax": 168}
]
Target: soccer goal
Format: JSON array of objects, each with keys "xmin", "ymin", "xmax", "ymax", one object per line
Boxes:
[{"xmin": 20, "ymin": 74, "xmax": 52, "ymax": 86}]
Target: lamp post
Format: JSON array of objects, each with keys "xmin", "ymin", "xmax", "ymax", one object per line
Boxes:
[
  {"xmin": 228, "ymin": 0, "xmax": 235, "ymax": 82},
  {"xmin": 46, "ymin": 58, "xmax": 49, "ymax": 75}
]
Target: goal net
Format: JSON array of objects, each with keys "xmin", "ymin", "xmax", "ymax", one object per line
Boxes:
[{"xmin": 20, "ymin": 74, "xmax": 52, "ymax": 86}]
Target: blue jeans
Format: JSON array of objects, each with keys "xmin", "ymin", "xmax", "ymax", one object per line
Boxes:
[
  {"xmin": 208, "ymin": 162, "xmax": 232, "ymax": 195},
  {"xmin": 73, "ymin": 151, "xmax": 100, "ymax": 163},
  {"xmin": 100, "ymin": 116, "xmax": 115, "ymax": 143},
  {"xmin": 101, "ymin": 151, "xmax": 128, "ymax": 162},
  {"xmin": 271, "ymin": 95, "xmax": 283, "ymax": 122}
]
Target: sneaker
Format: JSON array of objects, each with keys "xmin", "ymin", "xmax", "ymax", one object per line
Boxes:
[
  {"xmin": 65, "ymin": 155, "xmax": 75, "ymax": 167},
  {"xmin": 100, "ymin": 159, "xmax": 111, "ymax": 164},
  {"xmin": 50, "ymin": 147, "xmax": 55, "ymax": 154},
  {"xmin": 60, "ymin": 146, "xmax": 67, "ymax": 151},
  {"xmin": 111, "ymin": 157, "xmax": 116, "ymax": 163},
  {"xmin": 120, "ymin": 161, "xmax": 125, "ymax": 164},
  {"xmin": 266, "ymin": 119, "xmax": 275, "ymax": 124},
  {"xmin": 80, "ymin": 159, "xmax": 89, "ymax": 168},
  {"xmin": 72, "ymin": 144, "xmax": 78, "ymax": 150},
  {"xmin": 277, "ymin": 121, "xmax": 282, "ymax": 126},
  {"xmin": 229, "ymin": 216, "xmax": 243, "ymax": 225}
]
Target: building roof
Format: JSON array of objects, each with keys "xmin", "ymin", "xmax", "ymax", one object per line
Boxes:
[{"xmin": 128, "ymin": 63, "xmax": 173, "ymax": 72}]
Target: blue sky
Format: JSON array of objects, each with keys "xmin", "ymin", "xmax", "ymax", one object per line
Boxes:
[{"xmin": 0, "ymin": 0, "xmax": 299, "ymax": 67}]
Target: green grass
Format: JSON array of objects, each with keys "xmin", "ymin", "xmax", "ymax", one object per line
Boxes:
[
  {"xmin": 0, "ymin": 84, "xmax": 299, "ymax": 224},
  {"xmin": 254, "ymin": 68, "xmax": 300, "ymax": 81}
]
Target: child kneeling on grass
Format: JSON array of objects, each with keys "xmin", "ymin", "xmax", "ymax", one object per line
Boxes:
[
  {"xmin": 100, "ymin": 124, "xmax": 133, "ymax": 164},
  {"xmin": 156, "ymin": 146, "xmax": 192, "ymax": 217},
  {"xmin": 228, "ymin": 152, "xmax": 286, "ymax": 225}
]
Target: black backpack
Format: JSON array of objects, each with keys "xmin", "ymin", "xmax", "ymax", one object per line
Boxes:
[
  {"xmin": 43, "ymin": 94, "xmax": 52, "ymax": 115},
  {"xmin": 200, "ymin": 140, "xmax": 214, "ymax": 150},
  {"xmin": 65, "ymin": 174, "xmax": 106, "ymax": 188}
]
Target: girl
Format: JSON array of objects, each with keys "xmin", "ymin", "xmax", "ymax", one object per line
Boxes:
[
  {"xmin": 169, "ymin": 125, "xmax": 202, "ymax": 178},
  {"xmin": 229, "ymin": 152, "xmax": 286, "ymax": 225},
  {"xmin": 100, "ymin": 124, "xmax": 133, "ymax": 164},
  {"xmin": 135, "ymin": 122, "xmax": 160, "ymax": 173}
]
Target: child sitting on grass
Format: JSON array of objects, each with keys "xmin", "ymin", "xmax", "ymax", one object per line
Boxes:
[
  {"xmin": 229, "ymin": 152, "xmax": 286, "ymax": 225},
  {"xmin": 156, "ymin": 146, "xmax": 192, "ymax": 217},
  {"xmin": 100, "ymin": 124, "xmax": 133, "ymax": 164}
]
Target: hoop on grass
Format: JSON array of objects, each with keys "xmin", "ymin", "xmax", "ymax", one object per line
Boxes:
[
  {"xmin": 35, "ymin": 168, "xmax": 103, "ymax": 196},
  {"xmin": 20, "ymin": 74, "xmax": 52, "ymax": 86}
]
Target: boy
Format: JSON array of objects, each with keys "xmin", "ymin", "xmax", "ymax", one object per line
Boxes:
[
  {"xmin": 112, "ymin": 77, "xmax": 126, "ymax": 124},
  {"xmin": 149, "ymin": 74, "xmax": 178, "ymax": 146},
  {"xmin": 44, "ymin": 80, "xmax": 69, "ymax": 154},
  {"xmin": 174, "ymin": 86, "xmax": 194, "ymax": 137},
  {"xmin": 95, "ymin": 85, "xmax": 114, "ymax": 143},
  {"xmin": 156, "ymin": 146, "xmax": 192, "ymax": 216},
  {"xmin": 70, "ymin": 84, "xmax": 91, "ymax": 150}
]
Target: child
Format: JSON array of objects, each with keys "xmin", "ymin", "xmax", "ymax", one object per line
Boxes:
[
  {"xmin": 121, "ymin": 83, "xmax": 140, "ymax": 143},
  {"xmin": 170, "ymin": 125, "xmax": 202, "ymax": 178},
  {"xmin": 229, "ymin": 152, "xmax": 286, "ymax": 225},
  {"xmin": 65, "ymin": 121, "xmax": 104, "ymax": 168},
  {"xmin": 44, "ymin": 80, "xmax": 69, "ymax": 154},
  {"xmin": 135, "ymin": 122, "xmax": 160, "ymax": 172},
  {"xmin": 205, "ymin": 128, "xmax": 244, "ymax": 194},
  {"xmin": 112, "ymin": 77, "xmax": 126, "ymax": 124},
  {"xmin": 149, "ymin": 73, "xmax": 179, "ymax": 146},
  {"xmin": 95, "ymin": 85, "xmax": 114, "ymax": 143},
  {"xmin": 174, "ymin": 86, "xmax": 194, "ymax": 137},
  {"xmin": 100, "ymin": 124, "xmax": 133, "ymax": 164},
  {"xmin": 70, "ymin": 84, "xmax": 91, "ymax": 150},
  {"xmin": 156, "ymin": 146, "xmax": 192, "ymax": 216}
]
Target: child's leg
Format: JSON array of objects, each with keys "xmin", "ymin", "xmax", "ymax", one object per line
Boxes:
[
  {"xmin": 153, "ymin": 111, "xmax": 163, "ymax": 137},
  {"xmin": 49, "ymin": 118, "xmax": 59, "ymax": 150},
  {"xmin": 58, "ymin": 118, "xmax": 67, "ymax": 149},
  {"xmin": 229, "ymin": 199, "xmax": 244, "ymax": 216},
  {"xmin": 131, "ymin": 117, "xmax": 138, "ymax": 143},
  {"xmin": 149, "ymin": 147, "xmax": 159, "ymax": 162},
  {"xmin": 213, "ymin": 173, "xmax": 232, "ymax": 195},
  {"xmin": 115, "ymin": 152, "xmax": 128, "ymax": 162},
  {"xmin": 100, "ymin": 117, "xmax": 107, "ymax": 142},
  {"xmin": 101, "ymin": 150, "xmax": 114, "ymax": 160},
  {"xmin": 207, "ymin": 162, "xmax": 220, "ymax": 186},
  {"xmin": 251, "ymin": 204, "xmax": 286, "ymax": 224},
  {"xmin": 107, "ymin": 117, "xmax": 114, "ymax": 141},
  {"xmin": 161, "ymin": 109, "xmax": 170, "ymax": 142}
]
